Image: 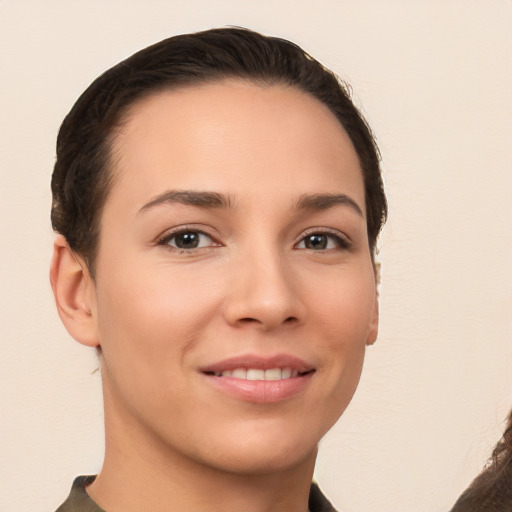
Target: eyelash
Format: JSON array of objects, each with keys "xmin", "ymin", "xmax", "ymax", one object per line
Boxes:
[
  {"xmin": 156, "ymin": 227, "xmax": 220, "ymax": 253},
  {"xmin": 156, "ymin": 227, "xmax": 351, "ymax": 253},
  {"xmin": 295, "ymin": 228, "xmax": 352, "ymax": 251}
]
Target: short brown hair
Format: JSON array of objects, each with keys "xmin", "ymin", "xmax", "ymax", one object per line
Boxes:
[{"xmin": 51, "ymin": 27, "xmax": 387, "ymax": 274}]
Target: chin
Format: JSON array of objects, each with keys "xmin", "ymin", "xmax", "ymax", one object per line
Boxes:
[
  {"xmin": 191, "ymin": 425, "xmax": 321, "ymax": 476},
  {"xmin": 206, "ymin": 442, "xmax": 318, "ymax": 476}
]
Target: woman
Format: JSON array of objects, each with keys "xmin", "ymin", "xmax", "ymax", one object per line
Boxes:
[
  {"xmin": 450, "ymin": 409, "xmax": 512, "ymax": 512},
  {"xmin": 50, "ymin": 27, "xmax": 387, "ymax": 512}
]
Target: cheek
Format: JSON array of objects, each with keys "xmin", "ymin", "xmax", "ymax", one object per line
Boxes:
[
  {"xmin": 93, "ymin": 270, "xmax": 217, "ymax": 420},
  {"xmin": 94, "ymin": 262, "xmax": 224, "ymax": 370},
  {"xmin": 304, "ymin": 267, "xmax": 375, "ymax": 409},
  {"xmin": 307, "ymin": 266, "xmax": 376, "ymax": 342}
]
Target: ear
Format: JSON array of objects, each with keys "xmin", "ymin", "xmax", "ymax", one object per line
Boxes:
[
  {"xmin": 50, "ymin": 235, "xmax": 100, "ymax": 347},
  {"xmin": 366, "ymin": 293, "xmax": 379, "ymax": 346}
]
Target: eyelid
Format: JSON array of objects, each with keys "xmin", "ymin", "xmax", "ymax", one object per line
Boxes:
[
  {"xmin": 155, "ymin": 225, "xmax": 221, "ymax": 249},
  {"xmin": 295, "ymin": 227, "xmax": 352, "ymax": 250}
]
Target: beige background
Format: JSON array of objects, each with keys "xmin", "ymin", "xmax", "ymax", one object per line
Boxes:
[{"xmin": 1, "ymin": 1, "xmax": 511, "ymax": 511}]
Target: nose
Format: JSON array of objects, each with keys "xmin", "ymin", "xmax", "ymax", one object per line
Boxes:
[{"xmin": 222, "ymin": 248, "xmax": 306, "ymax": 331}]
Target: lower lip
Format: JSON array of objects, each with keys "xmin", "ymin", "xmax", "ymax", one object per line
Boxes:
[{"xmin": 202, "ymin": 373, "xmax": 314, "ymax": 403}]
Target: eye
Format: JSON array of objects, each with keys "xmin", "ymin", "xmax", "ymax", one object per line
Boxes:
[
  {"xmin": 158, "ymin": 229, "xmax": 217, "ymax": 250},
  {"xmin": 296, "ymin": 231, "xmax": 351, "ymax": 251}
]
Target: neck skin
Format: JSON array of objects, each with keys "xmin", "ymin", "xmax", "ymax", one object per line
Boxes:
[{"xmin": 87, "ymin": 377, "xmax": 317, "ymax": 512}]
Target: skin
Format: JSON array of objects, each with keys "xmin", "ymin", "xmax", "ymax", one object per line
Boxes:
[{"xmin": 51, "ymin": 81, "xmax": 379, "ymax": 512}]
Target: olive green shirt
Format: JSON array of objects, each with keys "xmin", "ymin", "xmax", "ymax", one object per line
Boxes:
[{"xmin": 55, "ymin": 475, "xmax": 338, "ymax": 512}]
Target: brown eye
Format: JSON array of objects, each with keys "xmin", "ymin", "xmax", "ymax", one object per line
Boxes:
[
  {"xmin": 162, "ymin": 230, "xmax": 215, "ymax": 250},
  {"xmin": 304, "ymin": 234, "xmax": 328, "ymax": 250},
  {"xmin": 174, "ymin": 232, "xmax": 200, "ymax": 249}
]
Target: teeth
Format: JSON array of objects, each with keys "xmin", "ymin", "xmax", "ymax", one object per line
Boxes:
[
  {"xmin": 264, "ymin": 368, "xmax": 282, "ymax": 381},
  {"xmin": 281, "ymin": 368, "xmax": 292, "ymax": 379},
  {"xmin": 215, "ymin": 367, "xmax": 301, "ymax": 381},
  {"xmin": 232, "ymin": 368, "xmax": 247, "ymax": 379},
  {"xmin": 247, "ymin": 369, "xmax": 265, "ymax": 380}
]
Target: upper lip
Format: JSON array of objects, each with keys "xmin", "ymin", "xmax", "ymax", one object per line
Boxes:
[{"xmin": 199, "ymin": 354, "xmax": 315, "ymax": 374}]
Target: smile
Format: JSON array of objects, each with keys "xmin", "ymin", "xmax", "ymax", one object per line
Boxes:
[
  {"xmin": 200, "ymin": 355, "xmax": 316, "ymax": 403},
  {"xmin": 208, "ymin": 368, "xmax": 308, "ymax": 380}
]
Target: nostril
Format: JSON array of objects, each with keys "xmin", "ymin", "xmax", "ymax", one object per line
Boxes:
[
  {"xmin": 240, "ymin": 317, "xmax": 259, "ymax": 324},
  {"xmin": 236, "ymin": 316, "xmax": 297, "ymax": 327}
]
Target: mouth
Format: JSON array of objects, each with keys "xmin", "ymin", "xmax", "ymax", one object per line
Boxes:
[
  {"xmin": 199, "ymin": 354, "xmax": 316, "ymax": 403},
  {"xmin": 204, "ymin": 367, "xmax": 313, "ymax": 380}
]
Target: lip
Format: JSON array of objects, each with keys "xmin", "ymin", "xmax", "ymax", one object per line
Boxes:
[
  {"xmin": 200, "ymin": 353, "xmax": 314, "ymax": 374},
  {"xmin": 199, "ymin": 354, "xmax": 315, "ymax": 404}
]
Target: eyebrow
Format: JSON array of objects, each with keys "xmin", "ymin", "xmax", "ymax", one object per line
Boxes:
[
  {"xmin": 296, "ymin": 193, "xmax": 363, "ymax": 217},
  {"xmin": 138, "ymin": 189, "xmax": 363, "ymax": 217},
  {"xmin": 138, "ymin": 190, "xmax": 233, "ymax": 214}
]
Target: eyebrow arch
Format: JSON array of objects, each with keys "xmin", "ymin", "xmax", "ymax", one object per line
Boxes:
[
  {"xmin": 296, "ymin": 193, "xmax": 363, "ymax": 217},
  {"xmin": 138, "ymin": 190, "xmax": 233, "ymax": 214}
]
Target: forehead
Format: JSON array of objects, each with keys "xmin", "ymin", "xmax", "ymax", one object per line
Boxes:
[{"xmin": 107, "ymin": 80, "xmax": 364, "ymax": 212}]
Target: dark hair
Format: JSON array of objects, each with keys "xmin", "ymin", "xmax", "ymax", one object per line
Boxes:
[
  {"xmin": 51, "ymin": 27, "xmax": 387, "ymax": 274},
  {"xmin": 450, "ymin": 409, "xmax": 512, "ymax": 512}
]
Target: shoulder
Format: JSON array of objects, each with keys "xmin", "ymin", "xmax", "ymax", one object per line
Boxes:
[
  {"xmin": 54, "ymin": 476, "xmax": 338, "ymax": 512},
  {"xmin": 309, "ymin": 482, "xmax": 339, "ymax": 512},
  {"xmin": 54, "ymin": 476, "xmax": 104, "ymax": 512}
]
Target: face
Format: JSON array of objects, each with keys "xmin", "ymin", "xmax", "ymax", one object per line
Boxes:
[{"xmin": 89, "ymin": 81, "xmax": 378, "ymax": 475}]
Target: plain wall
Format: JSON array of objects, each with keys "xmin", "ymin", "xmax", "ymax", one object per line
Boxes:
[{"xmin": 1, "ymin": 1, "xmax": 511, "ymax": 511}]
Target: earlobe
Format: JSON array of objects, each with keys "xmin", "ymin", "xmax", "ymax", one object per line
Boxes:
[
  {"xmin": 50, "ymin": 235, "xmax": 100, "ymax": 347},
  {"xmin": 366, "ymin": 296, "xmax": 379, "ymax": 346}
]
